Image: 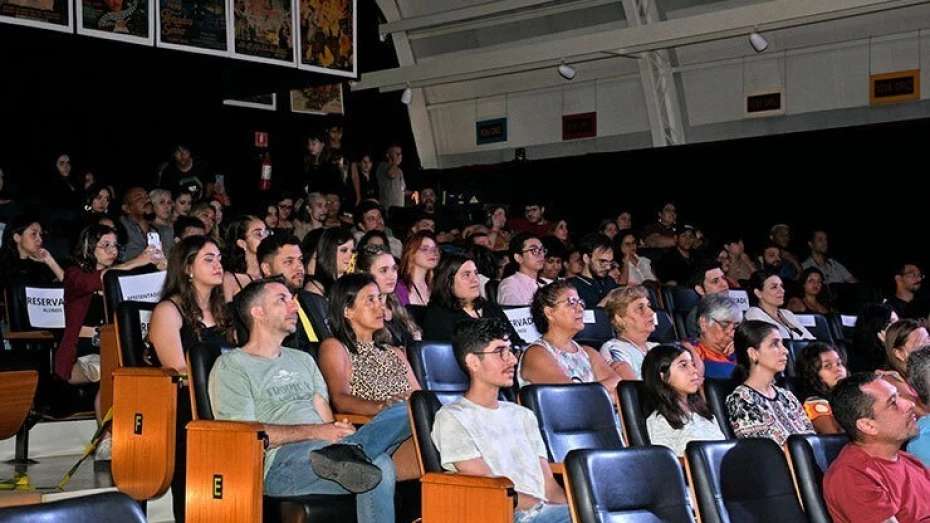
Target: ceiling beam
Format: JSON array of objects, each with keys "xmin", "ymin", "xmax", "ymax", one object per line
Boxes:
[
  {"xmin": 356, "ymin": 0, "xmax": 930, "ymax": 92},
  {"xmin": 381, "ymin": 0, "xmax": 558, "ymax": 37}
]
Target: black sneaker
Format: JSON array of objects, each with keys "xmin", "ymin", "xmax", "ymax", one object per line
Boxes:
[{"xmin": 310, "ymin": 444, "xmax": 383, "ymax": 494}]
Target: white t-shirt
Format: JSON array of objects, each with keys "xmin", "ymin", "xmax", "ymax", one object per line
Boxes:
[
  {"xmin": 645, "ymin": 411, "xmax": 726, "ymax": 456},
  {"xmin": 599, "ymin": 338, "xmax": 658, "ymax": 379},
  {"xmin": 431, "ymin": 398, "xmax": 548, "ymax": 501}
]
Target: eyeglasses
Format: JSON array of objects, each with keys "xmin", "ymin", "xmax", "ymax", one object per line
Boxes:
[
  {"xmin": 713, "ymin": 319, "xmax": 738, "ymax": 332},
  {"xmin": 594, "ymin": 258, "xmax": 614, "ymax": 267},
  {"xmin": 250, "ymin": 229, "xmax": 272, "ymax": 239},
  {"xmin": 522, "ymin": 246, "xmax": 547, "ymax": 256},
  {"xmin": 473, "ymin": 346, "xmax": 516, "ymax": 361},
  {"xmin": 96, "ymin": 242, "xmax": 121, "ymax": 251},
  {"xmin": 554, "ymin": 297, "xmax": 586, "ymax": 309},
  {"xmin": 902, "ymin": 272, "xmax": 926, "ymax": 280}
]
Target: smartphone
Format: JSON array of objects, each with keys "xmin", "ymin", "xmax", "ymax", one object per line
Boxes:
[
  {"xmin": 215, "ymin": 174, "xmax": 225, "ymax": 185},
  {"xmin": 146, "ymin": 232, "xmax": 162, "ymax": 252}
]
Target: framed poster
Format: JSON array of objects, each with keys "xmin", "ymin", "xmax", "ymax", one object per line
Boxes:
[
  {"xmin": 0, "ymin": 0, "xmax": 72, "ymax": 32},
  {"xmin": 296, "ymin": 0, "xmax": 355, "ymax": 78},
  {"xmin": 223, "ymin": 93, "xmax": 277, "ymax": 111},
  {"xmin": 78, "ymin": 0, "xmax": 153, "ymax": 45},
  {"xmin": 231, "ymin": 0, "xmax": 294, "ymax": 65},
  {"xmin": 156, "ymin": 0, "xmax": 228, "ymax": 56},
  {"xmin": 290, "ymin": 84, "xmax": 343, "ymax": 115}
]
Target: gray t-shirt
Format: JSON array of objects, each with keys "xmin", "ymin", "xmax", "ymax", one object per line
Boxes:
[
  {"xmin": 376, "ymin": 161, "xmax": 405, "ymax": 210},
  {"xmin": 431, "ymin": 398, "xmax": 548, "ymax": 501},
  {"xmin": 645, "ymin": 411, "xmax": 726, "ymax": 456},
  {"xmin": 209, "ymin": 347, "xmax": 329, "ymax": 476}
]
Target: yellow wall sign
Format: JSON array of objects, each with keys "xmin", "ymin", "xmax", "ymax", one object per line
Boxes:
[{"xmin": 870, "ymin": 70, "xmax": 920, "ymax": 104}]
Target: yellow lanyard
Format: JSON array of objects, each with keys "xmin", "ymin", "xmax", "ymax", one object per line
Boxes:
[{"xmin": 294, "ymin": 297, "xmax": 319, "ymax": 342}]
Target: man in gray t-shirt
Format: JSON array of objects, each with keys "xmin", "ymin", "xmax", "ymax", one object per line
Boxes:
[
  {"xmin": 209, "ymin": 278, "xmax": 411, "ymax": 523},
  {"xmin": 376, "ymin": 144, "xmax": 406, "ymax": 212},
  {"xmin": 431, "ymin": 319, "xmax": 570, "ymax": 523}
]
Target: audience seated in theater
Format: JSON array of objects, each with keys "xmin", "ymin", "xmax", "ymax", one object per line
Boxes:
[
  {"xmin": 597, "ymin": 218, "xmax": 618, "ymax": 242},
  {"xmin": 824, "ymin": 373, "xmax": 930, "ymax": 523},
  {"xmin": 148, "ymin": 188, "xmax": 175, "ymax": 255},
  {"xmin": 681, "ymin": 293, "xmax": 741, "ymax": 379},
  {"xmin": 486, "ymin": 204, "xmax": 512, "ymax": 252},
  {"xmin": 786, "ymin": 267, "xmax": 835, "ymax": 315},
  {"xmin": 355, "ymin": 244, "xmax": 421, "ymax": 348},
  {"xmin": 725, "ymin": 320, "xmax": 814, "ymax": 445},
  {"xmin": 599, "ymin": 286, "xmax": 654, "ymax": 380},
  {"xmin": 885, "ymin": 263, "xmax": 924, "ymax": 318},
  {"xmin": 262, "ymin": 201, "xmax": 279, "ymax": 231},
  {"xmin": 567, "ymin": 233, "xmax": 617, "ymax": 308},
  {"xmin": 422, "ymin": 253, "xmax": 523, "ymax": 344},
  {"xmin": 802, "ymin": 229, "xmax": 858, "ymax": 284},
  {"xmin": 274, "ymin": 192, "xmax": 296, "ymax": 234},
  {"xmin": 547, "ymin": 219, "xmax": 573, "ymax": 251},
  {"xmin": 353, "ymin": 200, "xmax": 402, "ymax": 258},
  {"xmin": 507, "ymin": 200, "xmax": 550, "ymax": 238},
  {"xmin": 563, "ymin": 247, "xmax": 584, "ymax": 279},
  {"xmin": 497, "ymin": 232, "xmax": 544, "ymax": 307},
  {"xmin": 720, "ymin": 235, "xmax": 756, "ymax": 285},
  {"xmin": 538, "ymin": 237, "xmax": 565, "ymax": 285},
  {"xmin": 144, "ymin": 235, "xmax": 224, "ymax": 522},
  {"xmin": 0, "ymin": 216, "xmax": 65, "ymax": 287},
  {"xmin": 83, "ymin": 183, "xmax": 113, "ymax": 222},
  {"xmin": 221, "ymin": 216, "xmax": 268, "ymax": 302},
  {"xmin": 396, "ymin": 231, "xmax": 439, "ymax": 306},
  {"xmin": 318, "ymin": 273, "xmax": 420, "ymax": 418},
  {"xmin": 757, "ymin": 241, "xmax": 798, "ymax": 283},
  {"xmin": 683, "ymin": 261, "xmax": 730, "ymax": 339},
  {"xmin": 191, "ymin": 202, "xmax": 218, "ymax": 242},
  {"xmin": 294, "ymin": 192, "xmax": 328, "ymax": 241},
  {"xmin": 258, "ymin": 234, "xmax": 326, "ymax": 351},
  {"xmin": 744, "ymin": 271, "xmax": 815, "ymax": 340},
  {"xmin": 640, "ymin": 201, "xmax": 677, "ymax": 249},
  {"xmin": 324, "ymin": 190, "xmax": 353, "ymax": 229},
  {"xmin": 304, "ymin": 227, "xmax": 355, "ymax": 297},
  {"xmin": 642, "ymin": 345, "xmax": 725, "ymax": 456},
  {"xmin": 905, "ymin": 346, "xmax": 930, "ymax": 467},
  {"xmin": 211, "ymin": 278, "xmax": 408, "ymax": 523},
  {"xmin": 431, "ymin": 318, "xmax": 571, "ymax": 523},
  {"xmin": 615, "ymin": 210, "xmax": 632, "ymax": 236},
  {"xmin": 768, "ymin": 224, "xmax": 804, "ymax": 278},
  {"xmin": 848, "ymin": 303, "xmax": 898, "ymax": 374},
  {"xmin": 878, "ymin": 319, "xmax": 928, "ymax": 417},
  {"xmin": 518, "ymin": 281, "xmax": 620, "ymax": 390},
  {"xmin": 613, "ymin": 230, "xmax": 656, "ymax": 286},
  {"xmin": 795, "ymin": 342, "xmax": 848, "ymax": 434},
  {"xmin": 655, "ymin": 225, "xmax": 697, "ymax": 286},
  {"xmin": 171, "ymin": 188, "xmax": 193, "ymax": 221},
  {"xmin": 172, "ymin": 215, "xmax": 205, "ymax": 245},
  {"xmin": 119, "ymin": 186, "xmax": 156, "ymax": 261},
  {"xmin": 460, "ymin": 244, "xmax": 497, "ymax": 301}
]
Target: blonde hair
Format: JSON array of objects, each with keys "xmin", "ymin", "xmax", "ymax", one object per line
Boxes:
[{"xmin": 605, "ymin": 285, "xmax": 648, "ymax": 333}]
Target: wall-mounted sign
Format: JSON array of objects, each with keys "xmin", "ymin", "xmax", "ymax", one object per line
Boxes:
[
  {"xmin": 870, "ymin": 69, "xmax": 920, "ymax": 104},
  {"xmin": 476, "ymin": 118, "xmax": 507, "ymax": 145},
  {"xmin": 290, "ymin": 84, "xmax": 344, "ymax": 115},
  {"xmin": 745, "ymin": 89, "xmax": 785, "ymax": 118},
  {"xmin": 297, "ymin": 0, "xmax": 356, "ymax": 78},
  {"xmin": 562, "ymin": 112, "xmax": 597, "ymax": 140},
  {"xmin": 0, "ymin": 0, "xmax": 72, "ymax": 32},
  {"xmin": 78, "ymin": 0, "xmax": 153, "ymax": 45},
  {"xmin": 156, "ymin": 0, "xmax": 228, "ymax": 56}
]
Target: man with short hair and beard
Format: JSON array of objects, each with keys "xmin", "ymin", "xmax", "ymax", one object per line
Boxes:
[
  {"xmin": 568, "ymin": 233, "xmax": 617, "ymax": 307},
  {"xmin": 120, "ymin": 186, "xmax": 156, "ymax": 260},
  {"xmin": 432, "ymin": 318, "xmax": 570, "ymax": 523},
  {"xmin": 257, "ymin": 234, "xmax": 330, "ymax": 349}
]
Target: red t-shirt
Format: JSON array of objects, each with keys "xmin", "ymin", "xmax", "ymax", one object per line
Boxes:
[{"xmin": 824, "ymin": 444, "xmax": 930, "ymax": 522}]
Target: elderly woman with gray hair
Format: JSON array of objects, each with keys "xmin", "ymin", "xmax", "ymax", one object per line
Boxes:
[
  {"xmin": 149, "ymin": 188, "xmax": 175, "ymax": 254},
  {"xmin": 906, "ymin": 345, "xmax": 930, "ymax": 466},
  {"xmin": 681, "ymin": 293, "xmax": 742, "ymax": 379}
]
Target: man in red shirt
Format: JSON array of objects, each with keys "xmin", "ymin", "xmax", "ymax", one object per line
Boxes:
[
  {"xmin": 824, "ymin": 372, "xmax": 930, "ymax": 522},
  {"xmin": 507, "ymin": 201, "xmax": 549, "ymax": 237}
]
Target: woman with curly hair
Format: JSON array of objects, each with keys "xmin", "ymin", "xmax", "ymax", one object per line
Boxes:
[{"xmin": 795, "ymin": 342, "xmax": 847, "ymax": 434}]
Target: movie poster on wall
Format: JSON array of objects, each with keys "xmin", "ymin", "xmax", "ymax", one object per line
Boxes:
[
  {"xmin": 0, "ymin": 0, "xmax": 72, "ymax": 32},
  {"xmin": 231, "ymin": 0, "xmax": 294, "ymax": 65},
  {"xmin": 297, "ymin": 0, "xmax": 355, "ymax": 77},
  {"xmin": 78, "ymin": 0, "xmax": 153, "ymax": 45},
  {"xmin": 156, "ymin": 0, "xmax": 228, "ymax": 56},
  {"xmin": 290, "ymin": 84, "xmax": 343, "ymax": 115}
]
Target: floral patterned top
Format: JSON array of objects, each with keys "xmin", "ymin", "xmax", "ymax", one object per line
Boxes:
[
  {"xmin": 725, "ymin": 384, "xmax": 814, "ymax": 445},
  {"xmin": 518, "ymin": 338, "xmax": 595, "ymax": 387}
]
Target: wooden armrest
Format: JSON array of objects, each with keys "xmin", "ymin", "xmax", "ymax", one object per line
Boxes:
[
  {"xmin": 186, "ymin": 419, "xmax": 266, "ymax": 434},
  {"xmin": 3, "ymin": 331, "xmax": 54, "ymax": 340},
  {"xmin": 550, "ymin": 463, "xmax": 564, "ymax": 475},
  {"xmin": 113, "ymin": 367, "xmax": 182, "ymax": 379},
  {"xmin": 334, "ymin": 413, "xmax": 373, "ymax": 425},
  {"xmin": 421, "ymin": 473, "xmax": 515, "ymax": 523},
  {"xmin": 678, "ymin": 456, "xmax": 686, "ymax": 469},
  {"xmin": 421, "ymin": 472, "xmax": 514, "ymax": 489}
]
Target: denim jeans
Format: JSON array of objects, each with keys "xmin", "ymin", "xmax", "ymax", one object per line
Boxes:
[
  {"xmin": 263, "ymin": 402, "xmax": 411, "ymax": 523},
  {"xmin": 515, "ymin": 503, "xmax": 571, "ymax": 523}
]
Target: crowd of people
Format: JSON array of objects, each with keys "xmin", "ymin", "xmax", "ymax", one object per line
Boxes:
[{"xmin": 5, "ymin": 131, "xmax": 930, "ymax": 522}]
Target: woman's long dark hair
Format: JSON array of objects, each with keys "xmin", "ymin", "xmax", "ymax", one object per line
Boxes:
[
  {"xmin": 355, "ymin": 244, "xmax": 420, "ymax": 343},
  {"xmin": 850, "ymin": 303, "xmax": 895, "ymax": 372},
  {"xmin": 0, "ymin": 216, "xmax": 39, "ymax": 272},
  {"xmin": 222, "ymin": 215, "xmax": 260, "ymax": 274},
  {"xmin": 430, "ymin": 253, "xmax": 485, "ymax": 311},
  {"xmin": 731, "ymin": 320, "xmax": 780, "ymax": 382},
  {"xmin": 796, "ymin": 342, "xmax": 846, "ymax": 399},
  {"xmin": 314, "ymin": 227, "xmax": 355, "ymax": 292},
  {"xmin": 161, "ymin": 236, "xmax": 233, "ymax": 343},
  {"xmin": 72, "ymin": 224, "xmax": 115, "ymax": 272},
  {"xmin": 642, "ymin": 344, "xmax": 714, "ymax": 429},
  {"xmin": 327, "ymin": 272, "xmax": 389, "ymax": 354}
]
